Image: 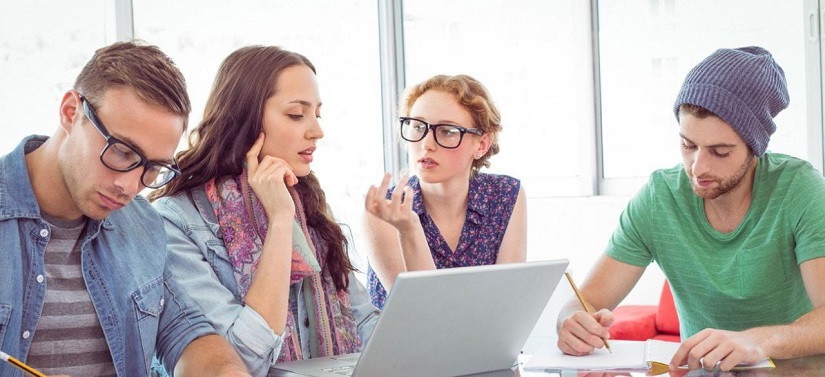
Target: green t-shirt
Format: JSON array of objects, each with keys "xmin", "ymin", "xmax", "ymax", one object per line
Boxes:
[{"xmin": 606, "ymin": 153, "xmax": 825, "ymax": 338}]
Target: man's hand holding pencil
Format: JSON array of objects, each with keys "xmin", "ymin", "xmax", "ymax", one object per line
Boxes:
[{"xmin": 556, "ymin": 272, "xmax": 615, "ymax": 356}]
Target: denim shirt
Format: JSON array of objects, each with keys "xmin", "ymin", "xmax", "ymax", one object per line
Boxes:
[
  {"xmin": 153, "ymin": 185, "xmax": 380, "ymax": 377},
  {"xmin": 0, "ymin": 136, "xmax": 216, "ymax": 376}
]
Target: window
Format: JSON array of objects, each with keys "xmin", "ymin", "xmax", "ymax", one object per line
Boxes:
[
  {"xmin": 402, "ymin": 0, "xmax": 596, "ymax": 197},
  {"xmin": 598, "ymin": 0, "xmax": 811, "ymax": 194},
  {"xmin": 0, "ymin": 0, "xmax": 107, "ymax": 155}
]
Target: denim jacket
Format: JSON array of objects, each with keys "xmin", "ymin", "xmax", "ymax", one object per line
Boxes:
[
  {"xmin": 153, "ymin": 185, "xmax": 380, "ymax": 377},
  {"xmin": 0, "ymin": 136, "xmax": 216, "ymax": 376}
]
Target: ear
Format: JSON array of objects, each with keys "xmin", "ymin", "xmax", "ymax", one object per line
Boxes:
[
  {"xmin": 59, "ymin": 91, "xmax": 82, "ymax": 135},
  {"xmin": 474, "ymin": 133, "xmax": 492, "ymax": 159}
]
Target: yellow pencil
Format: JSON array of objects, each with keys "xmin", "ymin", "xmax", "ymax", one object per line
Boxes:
[
  {"xmin": 0, "ymin": 351, "xmax": 46, "ymax": 377},
  {"xmin": 564, "ymin": 271, "xmax": 612, "ymax": 353}
]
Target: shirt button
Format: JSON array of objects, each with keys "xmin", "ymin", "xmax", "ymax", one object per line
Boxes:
[
  {"xmin": 159, "ymin": 298, "xmax": 165, "ymax": 307},
  {"xmin": 304, "ymin": 317, "xmax": 310, "ymax": 327},
  {"xmin": 22, "ymin": 331, "xmax": 30, "ymax": 339},
  {"xmin": 39, "ymin": 229, "xmax": 49, "ymax": 238},
  {"xmin": 36, "ymin": 275, "xmax": 44, "ymax": 283}
]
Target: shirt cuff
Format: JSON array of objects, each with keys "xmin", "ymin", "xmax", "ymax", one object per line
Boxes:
[{"xmin": 233, "ymin": 305, "xmax": 283, "ymax": 362}]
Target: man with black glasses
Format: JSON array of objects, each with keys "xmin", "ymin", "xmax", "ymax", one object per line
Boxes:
[{"xmin": 0, "ymin": 41, "xmax": 250, "ymax": 376}]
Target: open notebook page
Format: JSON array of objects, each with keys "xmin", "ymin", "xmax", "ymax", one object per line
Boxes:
[
  {"xmin": 524, "ymin": 340, "xmax": 651, "ymax": 371},
  {"xmin": 524, "ymin": 340, "xmax": 774, "ymax": 372}
]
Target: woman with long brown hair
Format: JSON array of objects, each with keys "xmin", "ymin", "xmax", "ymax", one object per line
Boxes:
[{"xmin": 150, "ymin": 45, "xmax": 378, "ymax": 376}]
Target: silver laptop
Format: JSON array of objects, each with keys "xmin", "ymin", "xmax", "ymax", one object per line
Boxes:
[{"xmin": 274, "ymin": 259, "xmax": 569, "ymax": 377}]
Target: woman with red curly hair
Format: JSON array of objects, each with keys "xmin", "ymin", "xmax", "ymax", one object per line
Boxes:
[{"xmin": 364, "ymin": 74, "xmax": 527, "ymax": 308}]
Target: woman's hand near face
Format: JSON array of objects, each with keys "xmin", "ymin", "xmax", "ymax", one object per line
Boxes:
[
  {"xmin": 241, "ymin": 133, "xmax": 298, "ymax": 334},
  {"xmin": 364, "ymin": 173, "xmax": 420, "ymax": 233},
  {"xmin": 246, "ymin": 133, "xmax": 298, "ymax": 225}
]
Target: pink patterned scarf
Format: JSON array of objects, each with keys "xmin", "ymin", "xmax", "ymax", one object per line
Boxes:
[{"xmin": 205, "ymin": 169, "xmax": 361, "ymax": 361}]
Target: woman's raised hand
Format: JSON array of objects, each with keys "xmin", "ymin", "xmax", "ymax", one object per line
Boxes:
[{"xmin": 364, "ymin": 173, "xmax": 419, "ymax": 232}]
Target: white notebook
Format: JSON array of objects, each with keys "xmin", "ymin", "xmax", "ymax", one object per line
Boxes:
[{"xmin": 524, "ymin": 339, "xmax": 775, "ymax": 372}]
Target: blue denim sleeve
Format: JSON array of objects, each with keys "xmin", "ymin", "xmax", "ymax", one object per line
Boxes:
[
  {"xmin": 154, "ymin": 195, "xmax": 284, "ymax": 377},
  {"xmin": 155, "ymin": 265, "xmax": 217, "ymax": 374}
]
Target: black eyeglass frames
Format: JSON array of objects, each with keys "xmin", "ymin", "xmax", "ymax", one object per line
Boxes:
[
  {"xmin": 79, "ymin": 94, "xmax": 181, "ymax": 189},
  {"xmin": 399, "ymin": 116, "xmax": 483, "ymax": 149}
]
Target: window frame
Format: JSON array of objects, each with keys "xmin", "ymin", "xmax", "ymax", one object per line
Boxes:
[{"xmin": 105, "ymin": 0, "xmax": 825, "ymax": 197}]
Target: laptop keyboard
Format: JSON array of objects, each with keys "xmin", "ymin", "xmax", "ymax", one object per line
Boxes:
[{"xmin": 321, "ymin": 365, "xmax": 355, "ymax": 376}]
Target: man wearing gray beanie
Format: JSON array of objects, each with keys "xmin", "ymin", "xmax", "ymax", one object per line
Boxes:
[{"xmin": 557, "ymin": 46, "xmax": 825, "ymax": 371}]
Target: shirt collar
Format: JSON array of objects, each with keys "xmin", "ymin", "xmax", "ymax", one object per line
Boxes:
[
  {"xmin": 0, "ymin": 135, "xmax": 110, "ymax": 230},
  {"xmin": 465, "ymin": 174, "xmax": 488, "ymax": 224},
  {"xmin": 0, "ymin": 135, "xmax": 48, "ymax": 221}
]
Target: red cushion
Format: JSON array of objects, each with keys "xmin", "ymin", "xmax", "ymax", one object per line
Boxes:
[
  {"xmin": 609, "ymin": 305, "xmax": 658, "ymax": 341},
  {"xmin": 655, "ymin": 281, "xmax": 680, "ymax": 335}
]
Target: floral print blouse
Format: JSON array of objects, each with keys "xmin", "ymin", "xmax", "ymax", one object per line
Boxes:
[{"xmin": 367, "ymin": 173, "xmax": 521, "ymax": 308}]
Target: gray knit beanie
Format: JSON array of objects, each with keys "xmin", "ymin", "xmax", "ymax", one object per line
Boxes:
[{"xmin": 673, "ymin": 46, "xmax": 789, "ymax": 157}]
